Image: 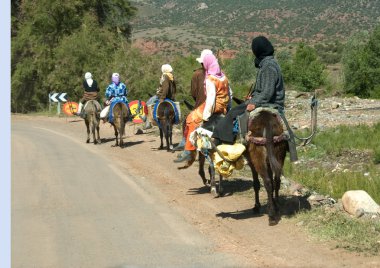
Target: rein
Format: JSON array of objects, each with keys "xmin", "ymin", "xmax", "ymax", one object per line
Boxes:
[{"xmin": 289, "ymin": 92, "xmax": 318, "ymax": 146}]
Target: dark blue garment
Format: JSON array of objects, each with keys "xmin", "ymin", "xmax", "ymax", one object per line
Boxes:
[{"xmin": 152, "ymin": 99, "xmax": 180, "ymax": 128}]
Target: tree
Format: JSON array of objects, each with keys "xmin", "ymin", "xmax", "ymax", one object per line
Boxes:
[
  {"xmin": 288, "ymin": 43, "xmax": 326, "ymax": 92},
  {"xmin": 11, "ymin": 0, "xmax": 137, "ymax": 112},
  {"xmin": 341, "ymin": 26, "xmax": 380, "ymax": 98}
]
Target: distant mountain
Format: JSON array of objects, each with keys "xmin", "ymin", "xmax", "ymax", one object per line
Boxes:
[{"xmin": 130, "ymin": 0, "xmax": 380, "ymax": 54}]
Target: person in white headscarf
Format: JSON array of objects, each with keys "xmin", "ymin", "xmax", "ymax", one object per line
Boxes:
[
  {"xmin": 77, "ymin": 72, "xmax": 100, "ymax": 116},
  {"xmin": 144, "ymin": 64, "xmax": 177, "ymax": 129}
]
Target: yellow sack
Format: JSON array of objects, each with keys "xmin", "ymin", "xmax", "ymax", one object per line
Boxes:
[{"xmin": 213, "ymin": 144, "xmax": 246, "ymax": 177}]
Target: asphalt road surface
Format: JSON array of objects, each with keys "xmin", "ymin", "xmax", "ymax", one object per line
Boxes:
[{"xmin": 11, "ymin": 119, "xmax": 242, "ymax": 268}]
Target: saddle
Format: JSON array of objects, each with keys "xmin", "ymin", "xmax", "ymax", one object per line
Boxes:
[
  {"xmin": 243, "ymin": 107, "xmax": 298, "ymax": 162},
  {"xmin": 201, "ymin": 114, "xmax": 225, "ymax": 132},
  {"xmin": 152, "ymin": 99, "xmax": 180, "ymax": 127},
  {"xmin": 108, "ymin": 100, "xmax": 130, "ymax": 123}
]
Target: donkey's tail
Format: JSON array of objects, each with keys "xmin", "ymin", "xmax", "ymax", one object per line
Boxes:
[{"xmin": 264, "ymin": 120, "xmax": 282, "ymax": 178}]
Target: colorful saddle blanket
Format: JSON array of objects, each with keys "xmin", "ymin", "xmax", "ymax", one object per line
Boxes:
[
  {"xmin": 152, "ymin": 99, "xmax": 180, "ymax": 128},
  {"xmin": 109, "ymin": 100, "xmax": 129, "ymax": 123}
]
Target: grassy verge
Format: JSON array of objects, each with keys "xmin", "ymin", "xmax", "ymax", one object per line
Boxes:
[
  {"xmin": 285, "ymin": 123, "xmax": 380, "ymax": 203},
  {"xmin": 280, "ymin": 123, "xmax": 380, "ymax": 255},
  {"xmin": 287, "ymin": 207, "xmax": 380, "ymax": 255}
]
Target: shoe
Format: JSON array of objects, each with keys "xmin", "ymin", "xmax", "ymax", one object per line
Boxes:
[
  {"xmin": 143, "ymin": 122, "xmax": 152, "ymax": 130},
  {"xmin": 173, "ymin": 150, "xmax": 191, "ymax": 163},
  {"xmin": 173, "ymin": 138, "xmax": 185, "ymax": 151},
  {"xmin": 173, "ymin": 144, "xmax": 184, "ymax": 151}
]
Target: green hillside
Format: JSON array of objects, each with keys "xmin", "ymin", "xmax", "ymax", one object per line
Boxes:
[{"xmin": 130, "ymin": 0, "xmax": 380, "ymax": 53}]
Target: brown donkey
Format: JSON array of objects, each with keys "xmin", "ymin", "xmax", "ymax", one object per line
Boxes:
[
  {"xmin": 245, "ymin": 110, "xmax": 288, "ymax": 225},
  {"xmin": 184, "ymin": 110, "xmax": 288, "ymax": 226},
  {"xmin": 83, "ymin": 100, "xmax": 101, "ymax": 144},
  {"xmin": 111, "ymin": 102, "xmax": 130, "ymax": 147},
  {"xmin": 156, "ymin": 101, "xmax": 176, "ymax": 151}
]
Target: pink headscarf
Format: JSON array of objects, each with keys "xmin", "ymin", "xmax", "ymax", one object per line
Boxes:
[{"xmin": 202, "ymin": 54, "xmax": 224, "ymax": 78}]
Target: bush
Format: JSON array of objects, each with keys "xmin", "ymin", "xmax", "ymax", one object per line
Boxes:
[
  {"xmin": 289, "ymin": 43, "xmax": 327, "ymax": 92},
  {"xmin": 342, "ymin": 25, "xmax": 380, "ymax": 98}
]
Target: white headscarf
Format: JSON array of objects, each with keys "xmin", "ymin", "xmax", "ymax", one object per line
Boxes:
[
  {"xmin": 161, "ymin": 64, "xmax": 173, "ymax": 74},
  {"xmin": 85, "ymin": 72, "xmax": 93, "ymax": 87},
  {"xmin": 160, "ymin": 64, "xmax": 173, "ymax": 83},
  {"xmin": 196, "ymin": 49, "xmax": 213, "ymax": 63}
]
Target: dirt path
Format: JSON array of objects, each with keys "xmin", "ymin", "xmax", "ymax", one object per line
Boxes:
[{"xmin": 12, "ymin": 113, "xmax": 380, "ymax": 268}]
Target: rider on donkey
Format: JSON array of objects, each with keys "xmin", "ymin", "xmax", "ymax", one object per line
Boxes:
[
  {"xmin": 174, "ymin": 54, "xmax": 231, "ymax": 163},
  {"xmin": 76, "ymin": 72, "xmax": 101, "ymax": 117},
  {"xmin": 144, "ymin": 64, "xmax": 177, "ymax": 129},
  {"xmin": 172, "ymin": 49, "xmax": 211, "ymax": 152},
  {"xmin": 212, "ymin": 36, "xmax": 298, "ymax": 162},
  {"xmin": 100, "ymin": 73, "xmax": 129, "ymax": 123}
]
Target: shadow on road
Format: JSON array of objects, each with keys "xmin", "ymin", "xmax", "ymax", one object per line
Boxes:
[{"xmin": 215, "ymin": 195, "xmax": 311, "ymax": 221}]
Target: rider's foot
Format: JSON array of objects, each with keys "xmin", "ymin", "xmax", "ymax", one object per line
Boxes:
[
  {"xmin": 173, "ymin": 150, "xmax": 191, "ymax": 163},
  {"xmin": 173, "ymin": 139, "xmax": 185, "ymax": 151},
  {"xmin": 143, "ymin": 121, "xmax": 152, "ymax": 130}
]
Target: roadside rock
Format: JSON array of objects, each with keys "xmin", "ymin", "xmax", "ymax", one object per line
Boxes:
[{"xmin": 342, "ymin": 190, "xmax": 380, "ymax": 217}]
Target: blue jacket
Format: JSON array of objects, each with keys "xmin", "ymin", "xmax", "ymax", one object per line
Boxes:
[{"xmin": 105, "ymin": 82, "xmax": 128, "ymax": 103}]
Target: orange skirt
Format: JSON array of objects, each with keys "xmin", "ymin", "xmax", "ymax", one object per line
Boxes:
[{"xmin": 185, "ymin": 103, "xmax": 205, "ymax": 151}]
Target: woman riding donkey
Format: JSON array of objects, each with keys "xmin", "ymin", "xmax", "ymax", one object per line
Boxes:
[
  {"xmin": 76, "ymin": 72, "xmax": 101, "ymax": 117},
  {"xmin": 100, "ymin": 73, "xmax": 129, "ymax": 123},
  {"xmin": 174, "ymin": 54, "xmax": 231, "ymax": 163},
  {"xmin": 144, "ymin": 64, "xmax": 177, "ymax": 130}
]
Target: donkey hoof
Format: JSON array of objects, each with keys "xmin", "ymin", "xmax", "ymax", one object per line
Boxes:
[
  {"xmin": 86, "ymin": 139, "xmax": 90, "ymax": 144},
  {"xmin": 211, "ymin": 187, "xmax": 219, "ymax": 198},
  {"xmin": 268, "ymin": 217, "xmax": 278, "ymax": 226},
  {"xmin": 252, "ymin": 205, "xmax": 261, "ymax": 214}
]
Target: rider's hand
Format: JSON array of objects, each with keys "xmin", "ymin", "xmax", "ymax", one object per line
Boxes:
[{"xmin": 246, "ymin": 104, "xmax": 256, "ymax": 112}]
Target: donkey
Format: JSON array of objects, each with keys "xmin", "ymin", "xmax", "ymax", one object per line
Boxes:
[
  {"xmin": 83, "ymin": 100, "xmax": 101, "ymax": 144},
  {"xmin": 111, "ymin": 102, "xmax": 130, "ymax": 147},
  {"xmin": 180, "ymin": 109, "xmax": 288, "ymax": 225},
  {"xmin": 245, "ymin": 110, "xmax": 288, "ymax": 225},
  {"xmin": 156, "ymin": 101, "xmax": 176, "ymax": 151}
]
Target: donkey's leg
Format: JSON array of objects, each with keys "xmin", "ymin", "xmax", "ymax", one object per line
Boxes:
[
  {"xmin": 113, "ymin": 125, "xmax": 119, "ymax": 147},
  {"xmin": 159, "ymin": 127, "xmax": 164, "ymax": 149},
  {"xmin": 267, "ymin": 166, "xmax": 279, "ymax": 215},
  {"xmin": 207, "ymin": 155, "xmax": 219, "ymax": 198},
  {"xmin": 91, "ymin": 116, "xmax": 96, "ymax": 144},
  {"xmin": 165, "ymin": 124, "xmax": 170, "ymax": 152},
  {"xmin": 85, "ymin": 120, "xmax": 90, "ymax": 143},
  {"xmin": 119, "ymin": 121, "xmax": 125, "ymax": 147},
  {"xmin": 198, "ymin": 153, "xmax": 208, "ymax": 186},
  {"xmin": 262, "ymin": 175, "xmax": 277, "ymax": 226},
  {"xmin": 218, "ymin": 174, "xmax": 224, "ymax": 196},
  {"xmin": 95, "ymin": 121, "xmax": 101, "ymax": 144},
  {"xmin": 168, "ymin": 124, "xmax": 174, "ymax": 151},
  {"xmin": 245, "ymin": 152, "xmax": 261, "ymax": 213}
]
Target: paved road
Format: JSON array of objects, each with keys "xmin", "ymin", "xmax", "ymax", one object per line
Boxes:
[{"xmin": 12, "ymin": 120, "xmax": 240, "ymax": 268}]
